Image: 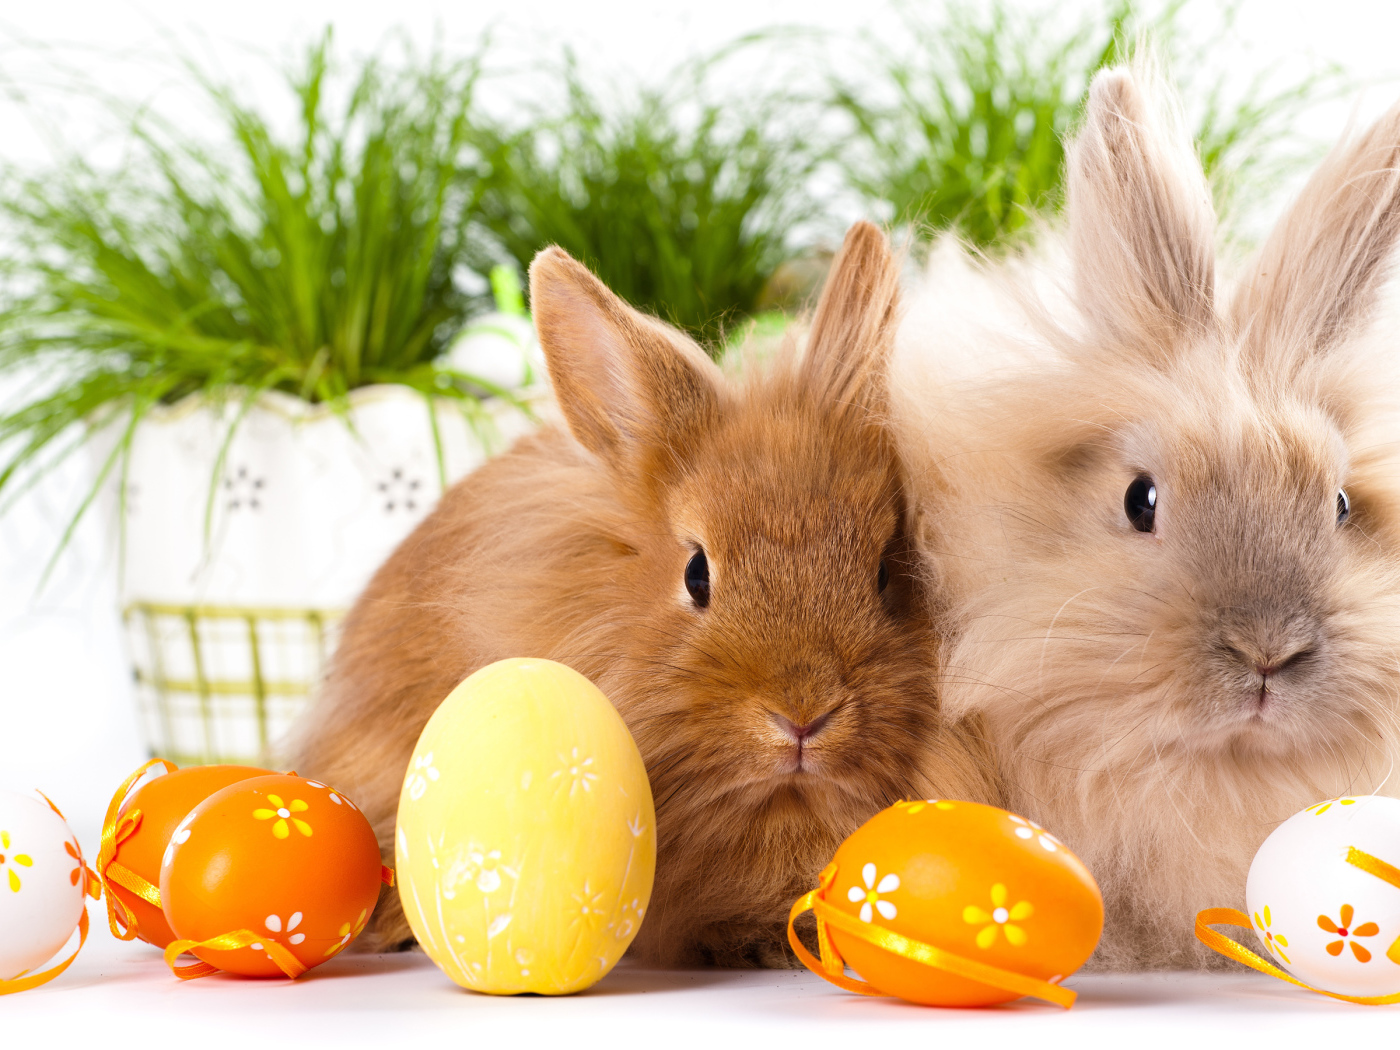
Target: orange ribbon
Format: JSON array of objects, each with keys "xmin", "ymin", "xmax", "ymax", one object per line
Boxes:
[
  {"xmin": 1195, "ymin": 844, "xmax": 1400, "ymax": 1005},
  {"xmin": 0, "ymin": 792, "xmax": 103, "ymax": 996},
  {"xmin": 97, "ymin": 758, "xmax": 177, "ymax": 939},
  {"xmin": 164, "ymin": 930, "xmax": 308, "ymax": 981},
  {"xmin": 787, "ymin": 862, "xmax": 1077, "ymax": 1009},
  {"xmin": 381, "ymin": 866, "xmax": 395, "ymax": 887}
]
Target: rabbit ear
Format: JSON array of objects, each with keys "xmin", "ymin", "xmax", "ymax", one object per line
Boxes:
[
  {"xmin": 1232, "ymin": 102, "xmax": 1400, "ymax": 361},
  {"xmin": 801, "ymin": 220, "xmax": 901, "ymax": 413},
  {"xmin": 529, "ymin": 246, "xmax": 722, "ymax": 465},
  {"xmin": 1067, "ymin": 64, "xmax": 1218, "ymax": 361}
]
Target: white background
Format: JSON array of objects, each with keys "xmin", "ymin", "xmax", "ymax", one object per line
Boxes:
[
  {"xmin": 2, "ymin": 0, "xmax": 1400, "ymax": 892},
  {"xmin": 5, "ymin": 0, "xmax": 1400, "ymax": 1038}
]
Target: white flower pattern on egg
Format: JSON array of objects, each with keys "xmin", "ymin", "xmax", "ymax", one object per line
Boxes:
[
  {"xmin": 442, "ymin": 844, "xmax": 518, "ymax": 899},
  {"xmin": 250, "ymin": 911, "xmax": 305, "ymax": 954},
  {"xmin": 406, "ymin": 753, "xmax": 440, "ymax": 801},
  {"xmin": 849, "ymin": 862, "xmax": 899, "ymax": 923},
  {"xmin": 1008, "ymin": 814, "xmax": 1061, "ymax": 852},
  {"xmin": 552, "ymin": 748, "xmax": 599, "ymax": 796}
]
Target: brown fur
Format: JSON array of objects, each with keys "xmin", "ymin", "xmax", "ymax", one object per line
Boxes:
[
  {"xmin": 893, "ymin": 64, "xmax": 1400, "ymax": 970},
  {"xmin": 291, "ymin": 221, "xmax": 1000, "ymax": 966}
]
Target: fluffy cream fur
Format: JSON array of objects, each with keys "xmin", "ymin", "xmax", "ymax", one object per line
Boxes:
[{"xmin": 893, "ymin": 63, "xmax": 1400, "ymax": 969}]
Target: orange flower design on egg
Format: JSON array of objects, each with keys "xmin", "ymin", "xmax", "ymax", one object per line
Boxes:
[{"xmin": 1317, "ymin": 904, "xmax": 1379, "ymax": 962}]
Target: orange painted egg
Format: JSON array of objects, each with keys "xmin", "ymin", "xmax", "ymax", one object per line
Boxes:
[
  {"xmin": 826, "ymin": 799, "xmax": 1103, "ymax": 1006},
  {"xmin": 109, "ymin": 764, "xmax": 271, "ymax": 947},
  {"xmin": 160, "ymin": 774, "xmax": 383, "ymax": 977}
]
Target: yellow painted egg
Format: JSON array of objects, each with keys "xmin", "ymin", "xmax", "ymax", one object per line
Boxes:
[{"xmin": 396, "ymin": 658, "xmax": 656, "ymax": 995}]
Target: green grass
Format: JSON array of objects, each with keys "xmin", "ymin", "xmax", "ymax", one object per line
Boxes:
[
  {"xmin": 0, "ymin": 14, "xmax": 1336, "ymax": 563},
  {"xmin": 471, "ymin": 49, "xmax": 823, "ymax": 346},
  {"xmin": 833, "ymin": 1, "xmax": 1336, "ymax": 249},
  {"xmin": 0, "ymin": 34, "xmax": 513, "ymax": 547}
]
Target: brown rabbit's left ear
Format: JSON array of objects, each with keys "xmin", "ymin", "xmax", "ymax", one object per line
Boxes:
[
  {"xmin": 1232, "ymin": 99, "xmax": 1400, "ymax": 362},
  {"xmin": 530, "ymin": 246, "xmax": 723, "ymax": 468},
  {"xmin": 801, "ymin": 220, "xmax": 901, "ymax": 413}
]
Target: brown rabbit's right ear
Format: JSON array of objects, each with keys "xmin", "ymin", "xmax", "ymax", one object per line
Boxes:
[
  {"xmin": 800, "ymin": 220, "xmax": 901, "ymax": 415},
  {"xmin": 529, "ymin": 247, "xmax": 723, "ymax": 468},
  {"xmin": 1231, "ymin": 101, "xmax": 1400, "ymax": 362},
  {"xmin": 1067, "ymin": 64, "xmax": 1218, "ymax": 362}
]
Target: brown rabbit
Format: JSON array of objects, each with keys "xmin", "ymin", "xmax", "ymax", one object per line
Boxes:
[
  {"xmin": 893, "ymin": 62, "xmax": 1400, "ymax": 970},
  {"xmin": 291, "ymin": 221, "xmax": 999, "ymax": 966}
]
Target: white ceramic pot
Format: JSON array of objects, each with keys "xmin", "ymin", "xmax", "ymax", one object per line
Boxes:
[{"xmin": 91, "ymin": 382, "xmax": 538, "ymax": 765}]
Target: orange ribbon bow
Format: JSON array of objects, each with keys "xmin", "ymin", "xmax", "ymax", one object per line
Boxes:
[{"xmin": 97, "ymin": 758, "xmax": 177, "ymax": 940}]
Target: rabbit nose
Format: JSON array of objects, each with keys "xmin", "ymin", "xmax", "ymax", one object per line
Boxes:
[
  {"xmin": 770, "ymin": 710, "xmax": 833, "ymax": 743},
  {"xmin": 1222, "ymin": 640, "xmax": 1316, "ymax": 679}
]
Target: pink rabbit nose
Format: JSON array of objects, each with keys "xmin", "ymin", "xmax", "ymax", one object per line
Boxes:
[{"xmin": 771, "ymin": 710, "xmax": 833, "ymax": 743}]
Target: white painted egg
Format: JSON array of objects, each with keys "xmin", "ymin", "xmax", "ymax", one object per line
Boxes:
[
  {"xmin": 1246, "ymin": 795, "xmax": 1400, "ymax": 997},
  {"xmin": 0, "ymin": 791, "xmax": 87, "ymax": 981},
  {"xmin": 396, "ymin": 658, "xmax": 656, "ymax": 995}
]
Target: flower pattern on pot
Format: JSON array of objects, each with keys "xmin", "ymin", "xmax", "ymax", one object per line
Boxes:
[
  {"xmin": 378, "ymin": 467, "xmax": 424, "ymax": 513},
  {"xmin": 223, "ymin": 465, "xmax": 266, "ymax": 512}
]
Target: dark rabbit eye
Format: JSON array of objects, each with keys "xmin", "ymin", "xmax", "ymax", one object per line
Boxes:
[
  {"xmin": 1125, "ymin": 475, "xmax": 1157, "ymax": 533},
  {"xmin": 685, "ymin": 550, "xmax": 710, "ymax": 607},
  {"xmin": 878, "ymin": 559, "xmax": 890, "ymax": 593},
  {"xmin": 1337, "ymin": 488, "xmax": 1350, "ymax": 525}
]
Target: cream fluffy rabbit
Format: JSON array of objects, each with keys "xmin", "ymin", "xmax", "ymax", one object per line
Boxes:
[{"xmin": 893, "ymin": 64, "xmax": 1400, "ymax": 969}]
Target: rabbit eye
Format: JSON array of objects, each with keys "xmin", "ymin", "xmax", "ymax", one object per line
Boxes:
[
  {"xmin": 1337, "ymin": 488, "xmax": 1350, "ymax": 525},
  {"xmin": 878, "ymin": 559, "xmax": 889, "ymax": 593},
  {"xmin": 1125, "ymin": 475, "xmax": 1156, "ymax": 533},
  {"xmin": 684, "ymin": 550, "xmax": 710, "ymax": 608}
]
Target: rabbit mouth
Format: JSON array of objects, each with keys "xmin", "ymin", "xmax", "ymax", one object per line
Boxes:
[{"xmin": 766, "ymin": 707, "xmax": 842, "ymax": 776}]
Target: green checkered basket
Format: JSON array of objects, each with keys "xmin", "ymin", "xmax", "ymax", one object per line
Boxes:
[{"xmin": 122, "ymin": 602, "xmax": 345, "ymax": 766}]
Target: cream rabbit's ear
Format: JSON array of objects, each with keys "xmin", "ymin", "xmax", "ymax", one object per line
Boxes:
[
  {"xmin": 529, "ymin": 246, "xmax": 722, "ymax": 465},
  {"xmin": 1232, "ymin": 100, "xmax": 1400, "ymax": 363},
  {"xmin": 800, "ymin": 220, "xmax": 901, "ymax": 415},
  {"xmin": 1067, "ymin": 64, "xmax": 1218, "ymax": 362}
]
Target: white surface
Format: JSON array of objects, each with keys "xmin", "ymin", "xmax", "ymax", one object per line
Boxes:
[{"xmin": 6, "ymin": 907, "xmax": 1399, "ymax": 1048}]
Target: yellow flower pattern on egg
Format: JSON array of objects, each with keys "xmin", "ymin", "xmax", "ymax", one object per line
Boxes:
[
  {"xmin": 0, "ymin": 830, "xmax": 34, "ymax": 893},
  {"xmin": 324, "ymin": 909, "xmax": 369, "ymax": 957},
  {"xmin": 964, "ymin": 883, "xmax": 1034, "ymax": 949},
  {"xmin": 1307, "ymin": 797, "xmax": 1359, "ymax": 816},
  {"xmin": 253, "ymin": 795, "xmax": 312, "ymax": 839},
  {"xmin": 1252, "ymin": 905, "xmax": 1291, "ymax": 964}
]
